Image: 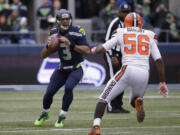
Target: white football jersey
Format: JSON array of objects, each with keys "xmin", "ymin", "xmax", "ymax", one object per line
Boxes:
[{"xmin": 102, "ymin": 27, "xmax": 161, "ymax": 70}]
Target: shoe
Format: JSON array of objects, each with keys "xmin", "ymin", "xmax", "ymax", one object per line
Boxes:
[
  {"xmin": 135, "ymin": 97, "xmax": 145, "ymax": 123},
  {"xmin": 107, "ymin": 107, "xmax": 130, "ymax": 113},
  {"xmin": 34, "ymin": 112, "xmax": 50, "ymax": 126},
  {"xmin": 119, "ymin": 107, "xmax": 130, "ymax": 113},
  {"xmin": 88, "ymin": 125, "xmax": 100, "ymax": 135},
  {"xmin": 54, "ymin": 115, "xmax": 66, "ymax": 128}
]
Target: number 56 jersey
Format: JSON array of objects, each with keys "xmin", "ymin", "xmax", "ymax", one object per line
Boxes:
[{"xmin": 102, "ymin": 27, "xmax": 161, "ymax": 70}]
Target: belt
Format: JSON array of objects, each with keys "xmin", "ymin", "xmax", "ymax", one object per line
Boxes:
[{"xmin": 58, "ymin": 63, "xmax": 81, "ymax": 70}]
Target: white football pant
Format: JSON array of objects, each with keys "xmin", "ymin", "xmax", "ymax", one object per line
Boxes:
[{"xmin": 99, "ymin": 65, "xmax": 149, "ymax": 104}]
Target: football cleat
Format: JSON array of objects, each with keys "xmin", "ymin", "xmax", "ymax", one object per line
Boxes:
[
  {"xmin": 135, "ymin": 97, "xmax": 145, "ymax": 123},
  {"xmin": 54, "ymin": 115, "xmax": 66, "ymax": 128},
  {"xmin": 88, "ymin": 125, "xmax": 100, "ymax": 135},
  {"xmin": 107, "ymin": 107, "xmax": 130, "ymax": 113},
  {"xmin": 34, "ymin": 112, "xmax": 50, "ymax": 126}
]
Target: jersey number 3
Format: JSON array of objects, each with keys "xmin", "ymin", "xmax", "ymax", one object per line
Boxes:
[
  {"xmin": 124, "ymin": 34, "xmax": 150, "ymax": 55},
  {"xmin": 61, "ymin": 44, "xmax": 72, "ymax": 60}
]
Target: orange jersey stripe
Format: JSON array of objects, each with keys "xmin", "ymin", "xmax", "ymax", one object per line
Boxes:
[{"xmin": 115, "ymin": 65, "xmax": 127, "ymax": 81}]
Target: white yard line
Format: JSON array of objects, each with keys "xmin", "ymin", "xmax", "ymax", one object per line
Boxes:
[
  {"xmin": 0, "ymin": 126, "xmax": 180, "ymax": 133},
  {"xmin": 1, "ymin": 112, "xmax": 180, "ymax": 122},
  {"xmin": 0, "ymin": 95, "xmax": 180, "ymax": 101}
]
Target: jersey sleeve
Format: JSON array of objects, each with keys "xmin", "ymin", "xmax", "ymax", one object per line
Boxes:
[
  {"xmin": 49, "ymin": 28, "xmax": 58, "ymax": 36},
  {"xmin": 151, "ymin": 39, "xmax": 162, "ymax": 61},
  {"xmin": 76, "ymin": 27, "xmax": 90, "ymax": 47},
  {"xmin": 103, "ymin": 36, "xmax": 118, "ymax": 51}
]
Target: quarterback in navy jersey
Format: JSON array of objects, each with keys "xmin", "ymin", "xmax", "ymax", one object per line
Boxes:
[{"xmin": 34, "ymin": 9, "xmax": 90, "ymax": 128}]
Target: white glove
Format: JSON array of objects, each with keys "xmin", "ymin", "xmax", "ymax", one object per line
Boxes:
[{"xmin": 158, "ymin": 82, "xmax": 168, "ymax": 98}]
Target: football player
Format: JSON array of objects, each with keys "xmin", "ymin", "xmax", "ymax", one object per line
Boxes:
[
  {"xmin": 88, "ymin": 12, "xmax": 168, "ymax": 135},
  {"xmin": 34, "ymin": 9, "xmax": 90, "ymax": 128}
]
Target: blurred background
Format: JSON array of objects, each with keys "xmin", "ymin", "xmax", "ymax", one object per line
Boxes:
[{"xmin": 0, "ymin": 0, "xmax": 180, "ymax": 85}]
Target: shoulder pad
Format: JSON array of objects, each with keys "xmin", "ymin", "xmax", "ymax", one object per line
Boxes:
[
  {"xmin": 78, "ymin": 27, "xmax": 85, "ymax": 35},
  {"xmin": 70, "ymin": 25, "xmax": 86, "ymax": 36},
  {"xmin": 146, "ymin": 30, "xmax": 158, "ymax": 43},
  {"xmin": 49, "ymin": 28, "xmax": 58, "ymax": 36}
]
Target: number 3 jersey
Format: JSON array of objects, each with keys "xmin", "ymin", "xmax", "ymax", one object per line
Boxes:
[
  {"xmin": 49, "ymin": 26, "xmax": 90, "ymax": 66},
  {"xmin": 102, "ymin": 27, "xmax": 161, "ymax": 70}
]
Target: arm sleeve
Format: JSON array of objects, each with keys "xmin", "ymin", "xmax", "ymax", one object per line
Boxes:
[
  {"xmin": 77, "ymin": 35, "xmax": 89, "ymax": 46},
  {"xmin": 76, "ymin": 28, "xmax": 90, "ymax": 47},
  {"xmin": 151, "ymin": 39, "xmax": 162, "ymax": 61},
  {"xmin": 103, "ymin": 36, "xmax": 118, "ymax": 51}
]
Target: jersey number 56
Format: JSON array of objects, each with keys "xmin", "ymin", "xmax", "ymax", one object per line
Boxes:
[{"xmin": 124, "ymin": 34, "xmax": 150, "ymax": 55}]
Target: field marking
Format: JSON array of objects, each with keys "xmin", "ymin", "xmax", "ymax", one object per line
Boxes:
[
  {"xmin": 1, "ymin": 111, "xmax": 180, "ymax": 122},
  {"xmin": 0, "ymin": 95, "xmax": 180, "ymax": 101},
  {"xmin": 1, "ymin": 110, "xmax": 180, "ymax": 116},
  {"xmin": 0, "ymin": 126, "xmax": 180, "ymax": 133}
]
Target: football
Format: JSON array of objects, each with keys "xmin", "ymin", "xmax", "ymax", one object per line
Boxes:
[{"xmin": 48, "ymin": 35, "xmax": 60, "ymax": 53}]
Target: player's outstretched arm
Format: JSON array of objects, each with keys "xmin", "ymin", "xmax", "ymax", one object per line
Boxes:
[
  {"xmin": 74, "ymin": 45, "xmax": 90, "ymax": 54},
  {"xmin": 91, "ymin": 33, "xmax": 118, "ymax": 54},
  {"xmin": 155, "ymin": 58, "xmax": 168, "ymax": 98},
  {"xmin": 155, "ymin": 59, "xmax": 165, "ymax": 82},
  {"xmin": 91, "ymin": 45, "xmax": 106, "ymax": 54}
]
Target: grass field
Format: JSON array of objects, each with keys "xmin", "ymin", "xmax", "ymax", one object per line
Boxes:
[{"xmin": 0, "ymin": 90, "xmax": 180, "ymax": 135}]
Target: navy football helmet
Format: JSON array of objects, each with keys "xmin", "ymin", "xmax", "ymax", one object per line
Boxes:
[{"xmin": 56, "ymin": 9, "xmax": 72, "ymax": 31}]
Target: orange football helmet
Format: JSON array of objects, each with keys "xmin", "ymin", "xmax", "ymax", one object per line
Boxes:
[{"xmin": 124, "ymin": 12, "xmax": 143, "ymax": 28}]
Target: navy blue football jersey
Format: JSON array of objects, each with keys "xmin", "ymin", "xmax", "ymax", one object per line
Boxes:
[{"xmin": 49, "ymin": 25, "xmax": 90, "ymax": 66}]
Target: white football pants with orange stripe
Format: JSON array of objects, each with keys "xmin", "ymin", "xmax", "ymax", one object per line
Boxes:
[{"xmin": 99, "ymin": 65, "xmax": 149, "ymax": 104}]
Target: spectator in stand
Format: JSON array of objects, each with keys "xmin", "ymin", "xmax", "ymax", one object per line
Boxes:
[
  {"xmin": 10, "ymin": 0, "xmax": 27, "ymax": 17},
  {"xmin": 53, "ymin": 0, "xmax": 61, "ymax": 16},
  {"xmin": 37, "ymin": 0, "xmax": 53, "ymax": 44},
  {"xmin": 99, "ymin": 0, "xmax": 118, "ymax": 28},
  {"xmin": 48, "ymin": 0, "xmax": 62, "ymax": 29},
  {"xmin": 8, "ymin": 9, "xmax": 21, "ymax": 30},
  {"xmin": 149, "ymin": 4, "xmax": 169, "ymax": 36},
  {"xmin": 15, "ymin": 17, "xmax": 36, "ymax": 45},
  {"xmin": 136, "ymin": 0, "xmax": 151, "ymax": 17},
  {"xmin": 7, "ymin": 9, "xmax": 21, "ymax": 43},
  {"xmin": 159, "ymin": 13, "xmax": 180, "ymax": 42},
  {"xmin": 36, "ymin": 0, "xmax": 53, "ymax": 30},
  {"xmin": 0, "ymin": 0, "xmax": 11, "ymax": 17},
  {"xmin": 0, "ymin": 14, "xmax": 12, "ymax": 44},
  {"xmin": 135, "ymin": 4, "xmax": 149, "ymax": 25}
]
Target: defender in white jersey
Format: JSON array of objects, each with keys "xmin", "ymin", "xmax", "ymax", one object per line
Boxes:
[{"xmin": 88, "ymin": 12, "xmax": 168, "ymax": 135}]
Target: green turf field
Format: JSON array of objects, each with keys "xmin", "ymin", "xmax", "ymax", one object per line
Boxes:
[{"xmin": 0, "ymin": 90, "xmax": 180, "ymax": 135}]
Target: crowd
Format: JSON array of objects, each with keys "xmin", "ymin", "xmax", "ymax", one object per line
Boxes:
[
  {"xmin": 92, "ymin": 0, "xmax": 180, "ymax": 42},
  {"xmin": 0, "ymin": 0, "xmax": 61, "ymax": 45},
  {"xmin": 0, "ymin": 0, "xmax": 179, "ymax": 45},
  {"xmin": 0, "ymin": 0, "xmax": 35, "ymax": 44}
]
